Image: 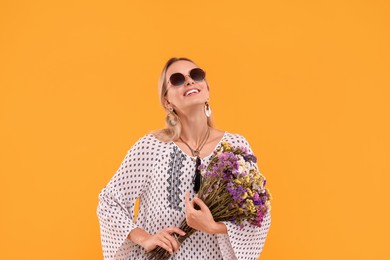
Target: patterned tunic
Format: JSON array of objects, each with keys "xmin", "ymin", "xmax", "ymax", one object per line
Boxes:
[{"xmin": 97, "ymin": 132, "xmax": 271, "ymax": 260}]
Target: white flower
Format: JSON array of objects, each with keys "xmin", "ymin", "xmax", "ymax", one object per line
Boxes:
[{"xmin": 238, "ymin": 156, "xmax": 246, "ymax": 167}]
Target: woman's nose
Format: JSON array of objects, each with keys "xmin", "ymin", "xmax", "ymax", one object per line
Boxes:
[{"xmin": 184, "ymin": 75, "xmax": 195, "ymax": 85}]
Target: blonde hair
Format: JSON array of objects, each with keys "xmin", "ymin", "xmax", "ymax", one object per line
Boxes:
[{"xmin": 151, "ymin": 57, "xmax": 214, "ymax": 142}]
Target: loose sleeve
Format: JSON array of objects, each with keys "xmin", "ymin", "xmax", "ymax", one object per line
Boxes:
[
  {"xmin": 97, "ymin": 135, "xmax": 154, "ymax": 260},
  {"xmin": 216, "ymin": 134, "xmax": 272, "ymax": 260}
]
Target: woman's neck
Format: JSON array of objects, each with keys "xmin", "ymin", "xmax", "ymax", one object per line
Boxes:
[{"xmin": 176, "ymin": 108, "xmax": 210, "ymax": 147}]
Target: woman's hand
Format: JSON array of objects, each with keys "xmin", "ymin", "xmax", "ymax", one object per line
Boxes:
[
  {"xmin": 128, "ymin": 227, "xmax": 185, "ymax": 254},
  {"xmin": 185, "ymin": 192, "xmax": 227, "ymax": 234}
]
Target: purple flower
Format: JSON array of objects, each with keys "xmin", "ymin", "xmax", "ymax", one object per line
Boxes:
[
  {"xmin": 252, "ymin": 192, "xmax": 261, "ymax": 205},
  {"xmin": 198, "ymin": 163, "xmax": 207, "ymax": 171},
  {"xmin": 227, "ymin": 182, "xmax": 247, "ymax": 203},
  {"xmin": 221, "ymin": 170, "xmax": 232, "ymax": 181},
  {"xmin": 244, "ymin": 154, "xmax": 257, "ymax": 163},
  {"xmin": 237, "ymin": 146, "xmax": 248, "ymax": 154},
  {"xmin": 204, "ymin": 170, "xmax": 218, "ymax": 178},
  {"xmin": 251, "ymin": 206, "xmax": 267, "ymax": 227}
]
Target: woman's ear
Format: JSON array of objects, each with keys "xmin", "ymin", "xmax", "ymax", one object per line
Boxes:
[{"xmin": 163, "ymin": 98, "xmax": 170, "ymax": 110}]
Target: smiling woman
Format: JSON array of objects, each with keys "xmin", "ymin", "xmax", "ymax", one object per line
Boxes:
[
  {"xmin": 96, "ymin": 57, "xmax": 271, "ymax": 259},
  {"xmin": 154, "ymin": 58, "xmax": 214, "ymax": 143}
]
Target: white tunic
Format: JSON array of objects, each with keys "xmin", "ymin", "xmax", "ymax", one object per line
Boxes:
[{"xmin": 97, "ymin": 132, "xmax": 271, "ymax": 260}]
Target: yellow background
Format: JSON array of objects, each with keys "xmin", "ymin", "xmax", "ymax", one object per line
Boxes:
[{"xmin": 1, "ymin": 0, "xmax": 389, "ymax": 259}]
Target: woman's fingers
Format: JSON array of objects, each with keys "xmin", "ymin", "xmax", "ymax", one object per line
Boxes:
[
  {"xmin": 155, "ymin": 236, "xmax": 173, "ymax": 254},
  {"xmin": 163, "ymin": 227, "xmax": 186, "ymax": 252},
  {"xmin": 153, "ymin": 227, "xmax": 185, "ymax": 253},
  {"xmin": 193, "ymin": 196, "xmax": 207, "ymax": 210},
  {"xmin": 166, "ymin": 227, "xmax": 186, "ymax": 236},
  {"xmin": 141, "ymin": 226, "xmax": 185, "ymax": 253},
  {"xmin": 163, "ymin": 231, "xmax": 180, "ymax": 252},
  {"xmin": 160, "ymin": 230, "xmax": 177, "ymax": 252}
]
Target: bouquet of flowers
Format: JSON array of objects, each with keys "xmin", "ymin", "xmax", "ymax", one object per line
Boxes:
[{"xmin": 147, "ymin": 141, "xmax": 271, "ymax": 260}]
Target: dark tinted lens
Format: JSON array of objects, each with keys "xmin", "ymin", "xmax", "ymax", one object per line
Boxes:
[
  {"xmin": 169, "ymin": 73, "xmax": 185, "ymax": 86},
  {"xmin": 190, "ymin": 68, "xmax": 205, "ymax": 82}
]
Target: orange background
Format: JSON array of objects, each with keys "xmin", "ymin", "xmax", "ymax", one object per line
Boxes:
[{"xmin": 1, "ymin": 0, "xmax": 389, "ymax": 259}]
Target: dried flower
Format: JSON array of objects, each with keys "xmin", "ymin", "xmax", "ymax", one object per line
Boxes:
[{"xmin": 147, "ymin": 141, "xmax": 271, "ymax": 260}]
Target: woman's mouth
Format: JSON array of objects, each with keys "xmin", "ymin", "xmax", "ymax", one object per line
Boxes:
[{"xmin": 184, "ymin": 88, "xmax": 200, "ymax": 96}]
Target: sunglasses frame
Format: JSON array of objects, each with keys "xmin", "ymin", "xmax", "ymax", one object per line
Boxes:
[{"xmin": 167, "ymin": 67, "xmax": 206, "ymax": 88}]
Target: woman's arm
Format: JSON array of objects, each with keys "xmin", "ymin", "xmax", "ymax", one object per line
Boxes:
[
  {"xmin": 97, "ymin": 135, "xmax": 157, "ymax": 259},
  {"xmin": 128, "ymin": 227, "xmax": 186, "ymax": 254}
]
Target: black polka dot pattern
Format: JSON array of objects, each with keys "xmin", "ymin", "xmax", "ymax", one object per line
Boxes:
[{"xmin": 97, "ymin": 132, "xmax": 271, "ymax": 259}]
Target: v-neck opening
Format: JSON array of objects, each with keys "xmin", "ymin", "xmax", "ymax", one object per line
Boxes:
[{"xmin": 172, "ymin": 131, "xmax": 227, "ymax": 160}]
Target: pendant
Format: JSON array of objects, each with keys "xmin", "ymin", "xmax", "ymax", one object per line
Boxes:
[{"xmin": 193, "ymin": 157, "xmax": 202, "ymax": 193}]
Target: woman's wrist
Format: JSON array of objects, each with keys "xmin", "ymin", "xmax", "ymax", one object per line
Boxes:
[
  {"xmin": 209, "ymin": 221, "xmax": 227, "ymax": 234},
  {"xmin": 128, "ymin": 228, "xmax": 151, "ymax": 248}
]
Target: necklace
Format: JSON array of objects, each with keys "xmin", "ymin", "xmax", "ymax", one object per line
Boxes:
[
  {"xmin": 179, "ymin": 126, "xmax": 211, "ymax": 158},
  {"xmin": 179, "ymin": 127, "xmax": 211, "ymax": 193}
]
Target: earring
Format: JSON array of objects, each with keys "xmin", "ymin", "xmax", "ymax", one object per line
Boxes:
[
  {"xmin": 166, "ymin": 106, "xmax": 178, "ymax": 126},
  {"xmin": 204, "ymin": 101, "xmax": 212, "ymax": 118}
]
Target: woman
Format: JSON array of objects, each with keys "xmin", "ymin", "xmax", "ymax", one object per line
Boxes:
[{"xmin": 97, "ymin": 57, "xmax": 271, "ymax": 259}]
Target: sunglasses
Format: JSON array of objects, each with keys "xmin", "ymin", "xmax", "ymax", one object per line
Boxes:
[
  {"xmin": 193, "ymin": 157, "xmax": 202, "ymax": 192},
  {"xmin": 168, "ymin": 68, "xmax": 206, "ymax": 87}
]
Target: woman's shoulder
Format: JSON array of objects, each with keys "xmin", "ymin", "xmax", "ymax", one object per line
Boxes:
[
  {"xmin": 126, "ymin": 133, "xmax": 171, "ymax": 154},
  {"xmin": 223, "ymin": 131, "xmax": 251, "ymax": 146},
  {"xmin": 222, "ymin": 131, "xmax": 256, "ymax": 154}
]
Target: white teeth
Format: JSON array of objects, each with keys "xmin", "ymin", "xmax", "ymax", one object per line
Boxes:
[{"xmin": 185, "ymin": 89, "xmax": 199, "ymax": 96}]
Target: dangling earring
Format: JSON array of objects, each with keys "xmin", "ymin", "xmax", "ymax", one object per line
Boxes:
[
  {"xmin": 204, "ymin": 101, "xmax": 212, "ymax": 118},
  {"xmin": 166, "ymin": 106, "xmax": 178, "ymax": 126}
]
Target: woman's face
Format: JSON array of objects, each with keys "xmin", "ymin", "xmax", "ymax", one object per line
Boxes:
[{"xmin": 164, "ymin": 60, "xmax": 210, "ymax": 113}]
